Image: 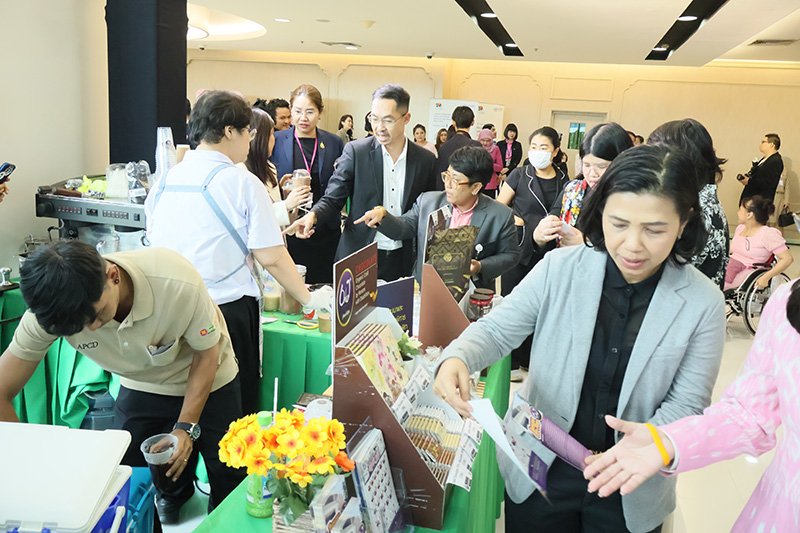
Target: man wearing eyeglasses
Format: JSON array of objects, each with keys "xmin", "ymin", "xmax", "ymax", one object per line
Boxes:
[
  {"xmin": 286, "ymin": 84, "xmax": 438, "ymax": 281},
  {"xmin": 739, "ymin": 133, "xmax": 783, "ymax": 204}
]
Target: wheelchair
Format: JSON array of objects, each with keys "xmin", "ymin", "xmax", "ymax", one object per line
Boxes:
[{"xmin": 724, "ymin": 257, "xmax": 791, "ymax": 336}]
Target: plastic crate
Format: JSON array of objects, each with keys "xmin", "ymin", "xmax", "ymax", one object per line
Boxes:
[
  {"xmin": 91, "ymin": 477, "xmax": 130, "ymax": 533},
  {"xmin": 127, "ymin": 467, "xmax": 156, "ymax": 533}
]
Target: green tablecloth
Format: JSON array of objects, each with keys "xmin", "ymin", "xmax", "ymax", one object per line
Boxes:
[
  {"xmin": 258, "ymin": 312, "xmax": 332, "ymax": 412},
  {"xmin": 2, "ymin": 287, "xmax": 111, "ymax": 427},
  {"xmin": 195, "ymin": 355, "xmax": 511, "ymax": 533}
]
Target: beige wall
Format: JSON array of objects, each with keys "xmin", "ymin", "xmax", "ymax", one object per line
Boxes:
[
  {"xmin": 188, "ymin": 50, "xmax": 800, "ymax": 235},
  {"xmin": 0, "ymin": 0, "xmax": 108, "ymax": 275}
]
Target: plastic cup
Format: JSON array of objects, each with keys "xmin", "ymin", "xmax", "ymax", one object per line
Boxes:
[
  {"xmin": 280, "ymin": 265, "xmax": 307, "ymax": 314},
  {"xmin": 141, "ymin": 433, "xmax": 178, "ymax": 490},
  {"xmin": 292, "ymin": 170, "xmax": 313, "ymax": 210},
  {"xmin": 318, "ymin": 313, "xmax": 332, "ymax": 333}
]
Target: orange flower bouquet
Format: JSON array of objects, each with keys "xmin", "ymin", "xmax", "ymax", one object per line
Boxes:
[{"xmin": 219, "ymin": 408, "xmax": 355, "ymax": 526}]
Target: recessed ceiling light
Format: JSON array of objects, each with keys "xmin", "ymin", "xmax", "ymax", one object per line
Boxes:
[
  {"xmin": 187, "ymin": 24, "xmax": 208, "ymax": 40},
  {"xmin": 316, "ymin": 19, "xmax": 330, "ymax": 23},
  {"xmin": 652, "ymin": 45, "xmax": 668, "ymax": 52},
  {"xmin": 274, "ymin": 18, "xmax": 290, "ymax": 23},
  {"xmin": 505, "ymin": 43, "xmax": 518, "ymax": 48},
  {"xmin": 480, "ymin": 12, "xmax": 497, "ymax": 18},
  {"xmin": 677, "ymin": 15, "xmax": 698, "ymax": 22},
  {"xmin": 345, "ymin": 45, "xmax": 359, "ymax": 50}
]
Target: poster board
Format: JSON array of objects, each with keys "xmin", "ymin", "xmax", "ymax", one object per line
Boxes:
[
  {"xmin": 475, "ymin": 103, "xmax": 505, "ymax": 141},
  {"xmin": 428, "ymin": 99, "xmax": 479, "ymax": 140}
]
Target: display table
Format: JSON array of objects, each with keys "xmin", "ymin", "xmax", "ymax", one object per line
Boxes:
[
  {"xmin": 258, "ymin": 311, "xmax": 332, "ymax": 411},
  {"xmin": 195, "ymin": 355, "xmax": 510, "ymax": 533}
]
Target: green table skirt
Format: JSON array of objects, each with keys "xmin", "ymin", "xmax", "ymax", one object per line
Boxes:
[{"xmin": 195, "ymin": 355, "xmax": 510, "ymax": 533}]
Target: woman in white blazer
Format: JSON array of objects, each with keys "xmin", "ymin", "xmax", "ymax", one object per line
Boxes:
[{"xmin": 434, "ymin": 144, "xmax": 726, "ymax": 533}]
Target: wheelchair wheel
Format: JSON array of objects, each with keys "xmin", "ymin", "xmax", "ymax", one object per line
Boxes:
[{"xmin": 743, "ymin": 272, "xmax": 791, "ymax": 335}]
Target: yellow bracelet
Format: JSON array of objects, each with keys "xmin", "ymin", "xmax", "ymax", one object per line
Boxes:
[{"xmin": 643, "ymin": 423, "xmax": 671, "ymax": 467}]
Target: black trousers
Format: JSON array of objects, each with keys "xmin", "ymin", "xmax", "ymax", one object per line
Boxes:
[
  {"xmin": 218, "ymin": 296, "xmax": 260, "ymax": 415},
  {"xmin": 114, "ymin": 377, "xmax": 247, "ymax": 511},
  {"xmin": 505, "ymin": 459, "xmax": 662, "ymax": 533},
  {"xmin": 501, "ymin": 258, "xmax": 536, "ymax": 369},
  {"xmin": 286, "ymin": 222, "xmax": 340, "ymax": 283},
  {"xmin": 378, "ymin": 248, "xmax": 406, "ymax": 282}
]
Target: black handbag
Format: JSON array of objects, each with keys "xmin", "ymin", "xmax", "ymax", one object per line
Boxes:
[{"xmin": 778, "ymin": 207, "xmax": 795, "ymax": 227}]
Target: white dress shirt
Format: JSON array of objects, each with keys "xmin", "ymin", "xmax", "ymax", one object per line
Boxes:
[
  {"xmin": 375, "ymin": 139, "xmax": 408, "ymax": 251},
  {"xmin": 145, "ymin": 149, "xmax": 283, "ymax": 305}
]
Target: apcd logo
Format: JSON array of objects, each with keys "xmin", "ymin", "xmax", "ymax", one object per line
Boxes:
[
  {"xmin": 336, "ymin": 268, "xmax": 355, "ymax": 327},
  {"xmin": 77, "ymin": 341, "xmax": 99, "ymax": 350}
]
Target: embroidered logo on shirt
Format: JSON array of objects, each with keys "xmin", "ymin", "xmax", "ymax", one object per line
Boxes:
[
  {"xmin": 200, "ymin": 323, "xmax": 217, "ymax": 337},
  {"xmin": 77, "ymin": 341, "xmax": 99, "ymax": 350}
]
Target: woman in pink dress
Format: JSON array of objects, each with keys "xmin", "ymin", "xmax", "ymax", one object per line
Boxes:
[
  {"xmin": 724, "ymin": 195, "xmax": 792, "ymax": 291},
  {"xmin": 584, "ymin": 279, "xmax": 800, "ymax": 532},
  {"xmin": 478, "ymin": 128, "xmax": 503, "ymax": 194}
]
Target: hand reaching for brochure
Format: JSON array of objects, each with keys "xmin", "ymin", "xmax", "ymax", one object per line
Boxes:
[
  {"xmin": 583, "ymin": 415, "xmax": 675, "ymax": 497},
  {"xmin": 433, "ymin": 358, "xmax": 473, "ymax": 418}
]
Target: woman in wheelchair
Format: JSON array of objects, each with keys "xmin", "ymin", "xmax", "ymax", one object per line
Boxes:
[{"xmin": 724, "ymin": 195, "xmax": 793, "ymax": 291}]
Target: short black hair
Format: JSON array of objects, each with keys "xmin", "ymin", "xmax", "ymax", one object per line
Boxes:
[
  {"xmin": 482, "ymin": 123, "xmax": 494, "ymax": 130},
  {"xmin": 452, "ymin": 106, "xmax": 474, "ymax": 129},
  {"xmin": 741, "ymin": 195, "xmax": 775, "ymax": 225},
  {"xmin": 253, "ymin": 98, "xmax": 269, "ymax": 112},
  {"xmin": 372, "ymin": 84, "xmax": 410, "ymax": 114},
  {"xmin": 580, "ymin": 122, "xmax": 633, "ymax": 162},
  {"xmin": 188, "ymin": 90, "xmax": 252, "ymax": 148},
  {"xmin": 449, "ymin": 146, "xmax": 494, "ymax": 187},
  {"xmin": 19, "ymin": 241, "xmax": 108, "ymax": 336},
  {"xmin": 185, "ymin": 98, "xmax": 192, "ymax": 118},
  {"xmin": 765, "ymin": 133, "xmax": 781, "ymax": 150},
  {"xmin": 364, "ymin": 111, "xmax": 373, "ymax": 134},
  {"xmin": 580, "ymin": 144, "xmax": 707, "ymax": 264},
  {"xmin": 264, "ymin": 98, "xmax": 290, "ymax": 122},
  {"xmin": 413, "ymin": 123, "xmax": 426, "ymax": 134},
  {"xmin": 648, "ymin": 118, "xmax": 726, "ymax": 187},
  {"xmin": 503, "ymin": 123, "xmax": 518, "ymax": 140},
  {"xmin": 528, "ymin": 126, "xmax": 561, "ymax": 148}
]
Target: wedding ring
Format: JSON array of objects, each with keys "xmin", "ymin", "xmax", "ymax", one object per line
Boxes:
[
  {"xmin": 184, "ymin": 458, "xmax": 189, "ymax": 463},
  {"xmin": 441, "ymin": 393, "xmax": 447, "ymax": 401}
]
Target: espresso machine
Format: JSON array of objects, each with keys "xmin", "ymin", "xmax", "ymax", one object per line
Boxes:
[{"xmin": 34, "ymin": 175, "xmax": 148, "ymax": 254}]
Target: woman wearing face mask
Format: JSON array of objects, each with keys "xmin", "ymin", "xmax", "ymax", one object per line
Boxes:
[
  {"xmin": 271, "ymin": 84, "xmax": 344, "ymax": 283},
  {"xmin": 336, "ymin": 114, "xmax": 354, "ymax": 145},
  {"xmin": 534, "ymin": 123, "xmax": 633, "ymax": 249},
  {"xmin": 413, "ymin": 123, "xmax": 438, "ymax": 156},
  {"xmin": 478, "ymin": 128, "xmax": 504, "ymax": 194},
  {"xmin": 497, "ymin": 126, "xmax": 570, "ymax": 295},
  {"xmin": 434, "ymin": 144, "xmax": 725, "ymax": 533}
]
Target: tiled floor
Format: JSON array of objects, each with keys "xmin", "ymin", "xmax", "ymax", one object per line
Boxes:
[{"xmin": 167, "ymin": 246, "xmax": 800, "ymax": 532}]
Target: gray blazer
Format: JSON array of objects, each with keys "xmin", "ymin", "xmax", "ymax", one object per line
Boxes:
[
  {"xmin": 440, "ymin": 244, "xmax": 725, "ymax": 533},
  {"xmin": 378, "ymin": 191, "xmax": 518, "ymax": 289}
]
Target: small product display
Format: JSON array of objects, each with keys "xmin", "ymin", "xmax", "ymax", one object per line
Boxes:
[
  {"xmin": 350, "ymin": 429, "xmax": 401, "ymax": 532},
  {"xmin": 403, "ymin": 405, "xmax": 463, "ymax": 486},
  {"xmin": 310, "ymin": 475, "xmax": 349, "ymax": 532},
  {"xmin": 331, "ymin": 498, "xmax": 365, "ymax": 533}
]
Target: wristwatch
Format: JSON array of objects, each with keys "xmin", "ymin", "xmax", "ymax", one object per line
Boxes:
[{"xmin": 173, "ymin": 422, "xmax": 201, "ymax": 441}]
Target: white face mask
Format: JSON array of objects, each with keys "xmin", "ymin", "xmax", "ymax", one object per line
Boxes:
[{"xmin": 528, "ymin": 150, "xmax": 552, "ymax": 170}]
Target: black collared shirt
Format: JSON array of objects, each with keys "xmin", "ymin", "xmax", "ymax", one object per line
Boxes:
[{"xmin": 569, "ymin": 255, "xmax": 665, "ymax": 451}]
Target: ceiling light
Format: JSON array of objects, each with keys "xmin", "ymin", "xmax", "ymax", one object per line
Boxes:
[
  {"xmin": 274, "ymin": 18, "xmax": 290, "ymax": 23},
  {"xmin": 187, "ymin": 24, "xmax": 208, "ymax": 40},
  {"xmin": 505, "ymin": 43, "xmax": 518, "ymax": 48},
  {"xmin": 652, "ymin": 45, "xmax": 669, "ymax": 52},
  {"xmin": 480, "ymin": 12, "xmax": 497, "ymax": 18},
  {"xmin": 316, "ymin": 19, "xmax": 330, "ymax": 23},
  {"xmin": 345, "ymin": 45, "xmax": 358, "ymax": 50},
  {"xmin": 677, "ymin": 15, "xmax": 698, "ymax": 22}
]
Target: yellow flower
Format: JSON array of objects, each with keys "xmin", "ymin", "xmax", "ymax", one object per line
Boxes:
[
  {"xmin": 246, "ymin": 451, "xmax": 274, "ymax": 477},
  {"xmin": 289, "ymin": 470, "xmax": 313, "ymax": 488},
  {"xmin": 276, "ymin": 429, "xmax": 305, "ymax": 458},
  {"xmin": 239, "ymin": 426, "xmax": 263, "ymax": 454},
  {"xmin": 326, "ymin": 419, "xmax": 346, "ymax": 450},
  {"xmin": 302, "ymin": 419, "xmax": 328, "ymax": 452},
  {"xmin": 307, "ymin": 455, "xmax": 335, "ymax": 475},
  {"xmin": 224, "ymin": 436, "xmax": 247, "ymax": 468}
]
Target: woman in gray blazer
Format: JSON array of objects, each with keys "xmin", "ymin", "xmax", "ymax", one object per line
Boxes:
[
  {"xmin": 355, "ymin": 146, "xmax": 518, "ymax": 289},
  {"xmin": 434, "ymin": 144, "xmax": 726, "ymax": 533}
]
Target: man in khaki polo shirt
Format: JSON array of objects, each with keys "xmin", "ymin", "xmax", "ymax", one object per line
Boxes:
[{"xmin": 0, "ymin": 241, "xmax": 245, "ymax": 525}]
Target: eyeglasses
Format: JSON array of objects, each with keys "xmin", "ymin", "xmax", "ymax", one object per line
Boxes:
[
  {"xmin": 291, "ymin": 108, "xmax": 319, "ymax": 119},
  {"xmin": 441, "ymin": 171, "xmax": 471, "ymax": 188},
  {"xmin": 368, "ymin": 113, "xmax": 404, "ymax": 127},
  {"xmin": 245, "ymin": 127, "xmax": 257, "ymax": 141}
]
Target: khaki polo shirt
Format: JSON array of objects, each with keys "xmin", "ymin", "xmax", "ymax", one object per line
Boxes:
[{"xmin": 9, "ymin": 248, "xmax": 239, "ymax": 396}]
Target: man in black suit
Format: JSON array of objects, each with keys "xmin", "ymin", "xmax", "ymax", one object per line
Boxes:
[
  {"xmin": 436, "ymin": 106, "xmax": 482, "ymax": 189},
  {"xmin": 740, "ymin": 133, "xmax": 784, "ymax": 203},
  {"xmin": 286, "ymin": 84, "xmax": 437, "ymax": 281}
]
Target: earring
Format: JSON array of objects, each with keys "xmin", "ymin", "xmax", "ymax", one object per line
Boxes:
[{"xmin": 114, "ymin": 278, "xmax": 120, "ymax": 285}]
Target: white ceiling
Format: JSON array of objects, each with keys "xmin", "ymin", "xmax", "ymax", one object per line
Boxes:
[{"xmin": 190, "ymin": 0, "xmax": 800, "ymax": 66}]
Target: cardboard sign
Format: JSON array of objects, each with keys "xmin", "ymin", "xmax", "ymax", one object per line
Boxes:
[{"xmin": 334, "ymin": 243, "xmax": 379, "ymax": 344}]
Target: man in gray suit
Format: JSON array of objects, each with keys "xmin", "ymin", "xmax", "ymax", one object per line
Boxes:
[
  {"xmin": 287, "ymin": 84, "xmax": 437, "ymax": 281},
  {"xmin": 356, "ymin": 146, "xmax": 518, "ymax": 289}
]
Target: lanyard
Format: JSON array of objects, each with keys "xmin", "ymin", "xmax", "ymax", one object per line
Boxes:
[{"xmin": 294, "ymin": 130, "xmax": 319, "ymax": 174}]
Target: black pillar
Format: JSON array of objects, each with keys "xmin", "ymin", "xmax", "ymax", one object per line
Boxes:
[{"xmin": 106, "ymin": 0, "xmax": 187, "ymax": 170}]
